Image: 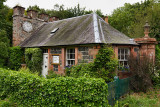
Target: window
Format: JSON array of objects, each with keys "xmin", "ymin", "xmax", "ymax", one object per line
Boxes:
[
  {"xmin": 118, "ymin": 48, "xmax": 130, "ymax": 68},
  {"xmin": 43, "ymin": 49, "xmax": 48, "ymax": 53},
  {"xmin": 66, "ymin": 48, "xmax": 75, "ymax": 66},
  {"xmin": 53, "ymin": 65, "xmax": 58, "ymax": 71}
]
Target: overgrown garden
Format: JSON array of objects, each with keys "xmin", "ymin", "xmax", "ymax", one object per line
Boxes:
[{"xmin": 0, "ymin": 0, "xmax": 160, "ymax": 106}]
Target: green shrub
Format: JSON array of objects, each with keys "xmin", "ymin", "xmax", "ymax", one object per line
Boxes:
[
  {"xmin": 153, "ymin": 45, "xmax": 160, "ymax": 87},
  {"xmin": 8, "ymin": 46, "xmax": 23, "ymax": 70},
  {"xmin": 117, "ymin": 94, "xmax": 159, "ymax": 107},
  {"xmin": 0, "ymin": 68, "xmax": 109, "ymax": 107},
  {"xmin": 0, "ymin": 30, "xmax": 9, "ymax": 67},
  {"xmin": 25, "ymin": 48, "xmax": 42, "ymax": 74},
  {"xmin": 66, "ymin": 62, "xmax": 95, "ymax": 78},
  {"xmin": 66, "ymin": 45, "xmax": 118, "ymax": 83},
  {"xmin": 94, "ymin": 45, "xmax": 118, "ymax": 82},
  {"xmin": 46, "ymin": 70, "xmax": 61, "ymax": 79}
]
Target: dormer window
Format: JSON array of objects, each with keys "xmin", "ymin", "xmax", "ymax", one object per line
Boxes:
[{"xmin": 50, "ymin": 28, "xmax": 59, "ymax": 34}]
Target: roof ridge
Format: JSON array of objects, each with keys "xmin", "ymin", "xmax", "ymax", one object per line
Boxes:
[
  {"xmin": 48, "ymin": 13, "xmax": 94, "ymax": 23},
  {"xmin": 93, "ymin": 13, "xmax": 101, "ymax": 43}
]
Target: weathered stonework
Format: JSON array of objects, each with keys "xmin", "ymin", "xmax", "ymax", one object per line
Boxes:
[
  {"xmin": 78, "ymin": 47, "xmax": 94, "ymax": 64},
  {"xmin": 13, "ymin": 6, "xmax": 46, "ymax": 46}
]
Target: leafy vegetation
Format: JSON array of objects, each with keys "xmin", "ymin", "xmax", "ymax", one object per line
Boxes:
[
  {"xmin": 27, "ymin": 4, "xmax": 104, "ymax": 19},
  {"xmin": 8, "ymin": 46, "xmax": 24, "ymax": 70},
  {"xmin": 109, "ymin": 0, "xmax": 160, "ymax": 40},
  {"xmin": 117, "ymin": 89, "xmax": 160, "ymax": 107},
  {"xmin": 0, "ymin": 68, "xmax": 109, "ymax": 107},
  {"xmin": 25, "ymin": 48, "xmax": 43, "ymax": 74},
  {"xmin": 66, "ymin": 45, "xmax": 118, "ymax": 83},
  {"xmin": 0, "ymin": 30, "xmax": 9, "ymax": 67}
]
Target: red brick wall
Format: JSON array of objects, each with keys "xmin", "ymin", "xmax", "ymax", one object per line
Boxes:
[{"xmin": 48, "ymin": 45, "xmax": 101, "ymax": 75}]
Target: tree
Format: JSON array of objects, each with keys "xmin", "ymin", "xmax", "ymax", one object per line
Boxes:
[
  {"xmin": 109, "ymin": 0, "xmax": 160, "ymax": 39},
  {"xmin": 0, "ymin": 30, "xmax": 9, "ymax": 66}
]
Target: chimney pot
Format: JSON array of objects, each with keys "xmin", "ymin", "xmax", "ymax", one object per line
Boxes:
[
  {"xmin": 49, "ymin": 16, "xmax": 59, "ymax": 22},
  {"xmin": 104, "ymin": 16, "xmax": 109, "ymax": 24},
  {"xmin": 13, "ymin": 6, "xmax": 25, "ymax": 17},
  {"xmin": 39, "ymin": 13, "xmax": 49, "ymax": 22},
  {"xmin": 27, "ymin": 10, "xmax": 38, "ymax": 19}
]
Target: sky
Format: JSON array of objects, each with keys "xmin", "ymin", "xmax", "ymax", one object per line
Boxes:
[{"xmin": 4, "ymin": 0, "xmax": 145, "ymax": 15}]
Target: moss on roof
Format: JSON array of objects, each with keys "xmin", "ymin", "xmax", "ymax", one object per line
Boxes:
[{"xmin": 20, "ymin": 13, "xmax": 136, "ymax": 47}]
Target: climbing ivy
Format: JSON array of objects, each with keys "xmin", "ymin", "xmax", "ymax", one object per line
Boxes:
[
  {"xmin": 66, "ymin": 45, "xmax": 118, "ymax": 83},
  {"xmin": 25, "ymin": 48, "xmax": 43, "ymax": 74}
]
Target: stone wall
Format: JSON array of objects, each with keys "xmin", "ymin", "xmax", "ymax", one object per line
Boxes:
[
  {"xmin": 78, "ymin": 47, "xmax": 94, "ymax": 64},
  {"xmin": 13, "ymin": 16, "xmax": 45, "ymax": 46},
  {"xmin": 13, "ymin": 6, "xmax": 46, "ymax": 46}
]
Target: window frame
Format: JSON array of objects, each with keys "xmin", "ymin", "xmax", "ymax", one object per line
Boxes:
[
  {"xmin": 66, "ymin": 48, "xmax": 75, "ymax": 66},
  {"xmin": 118, "ymin": 48, "xmax": 130, "ymax": 69},
  {"xmin": 53, "ymin": 65, "xmax": 58, "ymax": 72}
]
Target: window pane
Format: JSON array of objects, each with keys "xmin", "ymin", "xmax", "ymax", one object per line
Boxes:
[
  {"xmin": 118, "ymin": 55, "xmax": 120, "ymax": 59},
  {"xmin": 118, "ymin": 49, "xmax": 120, "ymax": 54},
  {"xmin": 120, "ymin": 61, "xmax": 124, "ymax": 66},
  {"xmin": 121, "ymin": 49, "xmax": 124, "ymax": 54},
  {"xmin": 121, "ymin": 55, "xmax": 124, "ymax": 60},
  {"xmin": 125, "ymin": 49, "xmax": 128, "ymax": 54},
  {"xmin": 125, "ymin": 55, "xmax": 128, "ymax": 60},
  {"xmin": 72, "ymin": 54, "xmax": 75, "ymax": 59},
  {"xmin": 124, "ymin": 61, "xmax": 128, "ymax": 66},
  {"xmin": 53, "ymin": 65, "xmax": 58, "ymax": 71},
  {"xmin": 66, "ymin": 48, "xmax": 75, "ymax": 66}
]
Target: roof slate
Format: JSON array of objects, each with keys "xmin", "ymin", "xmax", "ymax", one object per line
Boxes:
[{"xmin": 20, "ymin": 13, "xmax": 137, "ymax": 47}]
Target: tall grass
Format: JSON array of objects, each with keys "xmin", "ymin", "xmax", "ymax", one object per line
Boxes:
[{"xmin": 117, "ymin": 89, "xmax": 160, "ymax": 107}]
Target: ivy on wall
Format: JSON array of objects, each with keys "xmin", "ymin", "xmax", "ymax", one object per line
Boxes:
[
  {"xmin": 25, "ymin": 48, "xmax": 43, "ymax": 74},
  {"xmin": 66, "ymin": 45, "xmax": 118, "ymax": 83},
  {"xmin": 8, "ymin": 46, "xmax": 23, "ymax": 70}
]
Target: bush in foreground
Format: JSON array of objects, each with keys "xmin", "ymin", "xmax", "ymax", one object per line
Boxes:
[{"xmin": 0, "ymin": 68, "xmax": 109, "ymax": 107}]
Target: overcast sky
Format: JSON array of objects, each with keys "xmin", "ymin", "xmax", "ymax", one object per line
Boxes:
[{"xmin": 4, "ymin": 0, "xmax": 144, "ymax": 15}]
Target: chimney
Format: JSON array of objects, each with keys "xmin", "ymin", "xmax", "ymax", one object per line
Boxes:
[
  {"xmin": 39, "ymin": 13, "xmax": 49, "ymax": 22},
  {"xmin": 13, "ymin": 6, "xmax": 25, "ymax": 17},
  {"xmin": 144, "ymin": 21, "xmax": 150, "ymax": 38},
  {"xmin": 104, "ymin": 16, "xmax": 109, "ymax": 24},
  {"xmin": 49, "ymin": 16, "xmax": 59, "ymax": 22},
  {"xmin": 27, "ymin": 10, "xmax": 38, "ymax": 19}
]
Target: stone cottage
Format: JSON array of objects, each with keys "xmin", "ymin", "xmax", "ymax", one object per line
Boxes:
[{"xmin": 12, "ymin": 6, "xmax": 157, "ymax": 77}]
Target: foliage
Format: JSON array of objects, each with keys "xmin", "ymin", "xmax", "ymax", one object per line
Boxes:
[
  {"xmin": 46, "ymin": 70, "xmax": 61, "ymax": 79},
  {"xmin": 25, "ymin": 48, "xmax": 43, "ymax": 74},
  {"xmin": 0, "ymin": 4, "xmax": 13, "ymax": 46},
  {"xmin": 109, "ymin": 0, "xmax": 160, "ymax": 39},
  {"xmin": 8, "ymin": 46, "xmax": 23, "ymax": 70},
  {"xmin": 66, "ymin": 62, "xmax": 95, "ymax": 78},
  {"xmin": 129, "ymin": 55, "xmax": 155, "ymax": 92},
  {"xmin": 66, "ymin": 45, "xmax": 118, "ymax": 83},
  {"xmin": 0, "ymin": 68, "xmax": 109, "ymax": 107},
  {"xmin": 94, "ymin": 45, "xmax": 118, "ymax": 82},
  {"xmin": 0, "ymin": 99, "xmax": 15, "ymax": 107},
  {"xmin": 0, "ymin": 30, "xmax": 9, "ymax": 67},
  {"xmin": 117, "ymin": 90, "xmax": 160, "ymax": 107},
  {"xmin": 152, "ymin": 45, "xmax": 160, "ymax": 87},
  {"xmin": 27, "ymin": 4, "xmax": 105, "ymax": 19}
]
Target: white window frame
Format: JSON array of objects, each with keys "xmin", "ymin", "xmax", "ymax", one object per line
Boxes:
[
  {"xmin": 118, "ymin": 48, "xmax": 130, "ymax": 68},
  {"xmin": 66, "ymin": 48, "xmax": 75, "ymax": 66}
]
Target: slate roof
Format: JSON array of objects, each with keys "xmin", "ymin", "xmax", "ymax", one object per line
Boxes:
[{"xmin": 20, "ymin": 13, "xmax": 137, "ymax": 47}]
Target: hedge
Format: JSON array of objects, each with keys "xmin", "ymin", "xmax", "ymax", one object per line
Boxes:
[
  {"xmin": 0, "ymin": 68, "xmax": 109, "ymax": 107},
  {"xmin": 25, "ymin": 48, "xmax": 43, "ymax": 74},
  {"xmin": 8, "ymin": 46, "xmax": 23, "ymax": 70}
]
